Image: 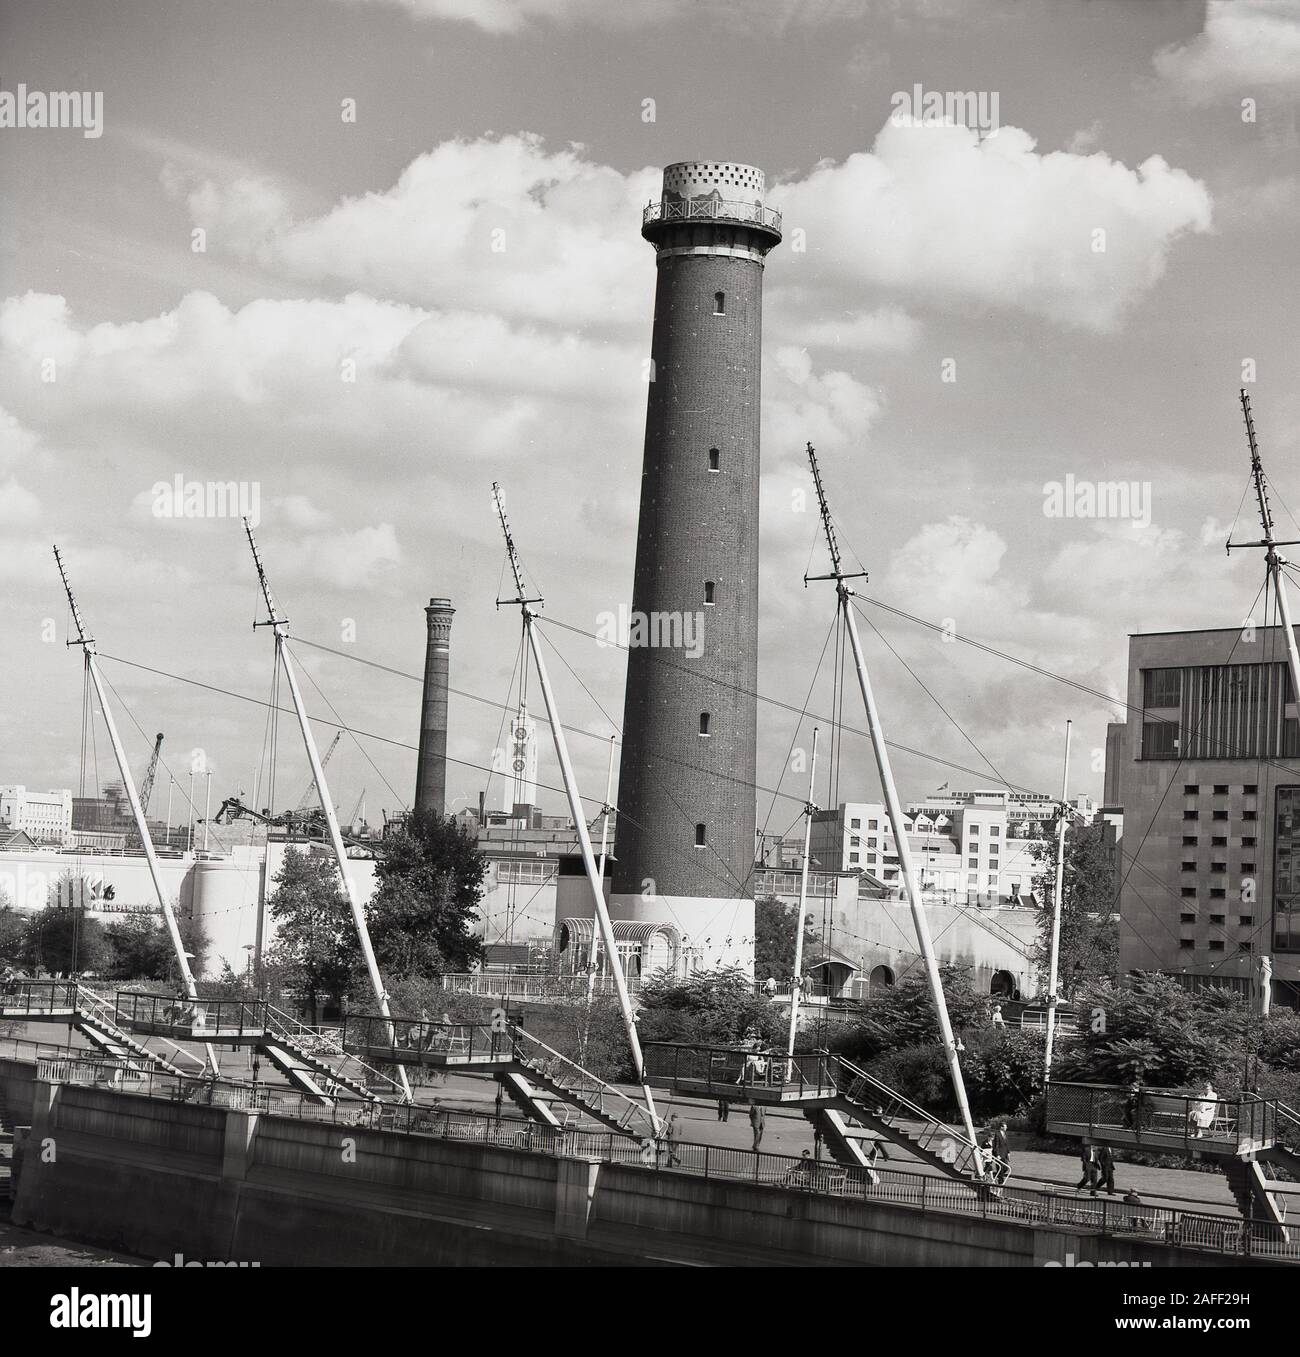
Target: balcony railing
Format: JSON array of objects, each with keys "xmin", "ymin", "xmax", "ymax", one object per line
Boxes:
[
  {"xmin": 113, "ymin": 991, "xmax": 268, "ymax": 1039},
  {"xmin": 643, "ymin": 1042, "xmax": 838, "ymax": 1098},
  {"xmin": 1046, "ymin": 1081, "xmax": 1278, "ymax": 1154},
  {"xmin": 0, "ymin": 979, "xmax": 78, "ymax": 1014},
  {"xmin": 439, "ymin": 973, "xmax": 642, "ymax": 1000},
  {"xmin": 643, "ymin": 196, "xmax": 782, "ymax": 233},
  {"xmin": 343, "ymin": 1016, "xmax": 514, "ymax": 1063}
]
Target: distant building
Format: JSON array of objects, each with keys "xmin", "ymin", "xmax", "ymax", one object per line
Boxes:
[
  {"xmin": 751, "ymin": 865, "xmax": 1038, "ymax": 1000},
  {"xmin": 0, "ymin": 785, "xmax": 73, "ymax": 846},
  {"xmin": 500, "ymin": 709, "xmax": 539, "ymax": 812},
  {"xmin": 1106, "ymin": 626, "xmax": 1300, "ymax": 1008},
  {"xmin": 474, "ymin": 805, "xmax": 592, "ymax": 952},
  {"xmin": 810, "ymin": 794, "xmax": 1056, "ymax": 902}
]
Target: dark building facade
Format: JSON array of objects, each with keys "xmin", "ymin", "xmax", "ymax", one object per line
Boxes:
[
  {"xmin": 606, "ymin": 162, "xmax": 780, "ymax": 975},
  {"xmin": 1108, "ymin": 626, "xmax": 1300, "ymax": 1007},
  {"xmin": 414, "ymin": 597, "xmax": 455, "ymax": 818}
]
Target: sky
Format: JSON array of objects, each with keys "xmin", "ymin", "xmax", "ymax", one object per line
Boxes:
[{"xmin": 1, "ymin": 0, "xmax": 1298, "ymax": 844}]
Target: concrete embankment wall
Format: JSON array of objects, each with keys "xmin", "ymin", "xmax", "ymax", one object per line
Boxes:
[{"xmin": 0, "ymin": 1058, "xmax": 1269, "ymax": 1268}]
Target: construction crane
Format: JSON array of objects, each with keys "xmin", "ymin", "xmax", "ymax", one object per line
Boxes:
[
  {"xmin": 346, "ymin": 787, "xmax": 366, "ymax": 833},
  {"xmin": 125, "ymin": 732, "xmax": 165, "ymax": 851},
  {"xmin": 139, "ymin": 733, "xmax": 164, "ymax": 816},
  {"xmin": 295, "ymin": 730, "xmax": 341, "ymax": 812},
  {"xmin": 210, "ymin": 795, "xmax": 380, "ymax": 857}
]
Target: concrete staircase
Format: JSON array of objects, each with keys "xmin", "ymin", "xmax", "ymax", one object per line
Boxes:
[
  {"xmin": 75, "ymin": 1009, "xmax": 186, "ymax": 1077},
  {"xmin": 803, "ymin": 1107, "xmax": 884, "ymax": 1173},
  {"xmin": 506, "ymin": 1058, "xmax": 639, "ymax": 1136},
  {"xmin": 260, "ymin": 1037, "xmax": 372, "ymax": 1104},
  {"xmin": 824, "ymin": 1056, "xmax": 996, "ymax": 1184},
  {"xmin": 504, "ymin": 1028, "xmax": 649, "ymax": 1137},
  {"xmin": 1221, "ymin": 1157, "xmax": 1289, "ymax": 1241}
]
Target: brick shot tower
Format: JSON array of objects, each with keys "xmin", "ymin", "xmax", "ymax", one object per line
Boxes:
[
  {"xmin": 413, "ymin": 597, "xmax": 455, "ymax": 817},
  {"xmin": 609, "ymin": 162, "xmax": 781, "ymax": 975}
]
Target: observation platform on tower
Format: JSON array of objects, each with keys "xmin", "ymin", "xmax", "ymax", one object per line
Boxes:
[{"xmin": 640, "ymin": 160, "xmax": 782, "ymax": 252}]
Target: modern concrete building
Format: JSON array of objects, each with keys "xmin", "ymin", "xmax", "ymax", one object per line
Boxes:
[
  {"xmin": 414, "ymin": 597, "xmax": 455, "ymax": 818},
  {"xmin": 1106, "ymin": 626, "xmax": 1300, "ymax": 1007},
  {"xmin": 0, "ymin": 785, "xmax": 73, "ymax": 846},
  {"xmin": 608, "ymin": 161, "xmax": 782, "ymax": 975},
  {"xmin": 810, "ymin": 795, "xmax": 1052, "ymax": 902}
]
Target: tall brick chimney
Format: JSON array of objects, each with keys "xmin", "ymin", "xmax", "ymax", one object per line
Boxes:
[
  {"xmin": 607, "ymin": 162, "xmax": 781, "ymax": 975},
  {"xmin": 414, "ymin": 597, "xmax": 455, "ymax": 818}
]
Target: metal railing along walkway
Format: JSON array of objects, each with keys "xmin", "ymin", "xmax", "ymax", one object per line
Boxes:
[{"xmin": 2, "ymin": 1043, "xmax": 1292, "ymax": 1264}]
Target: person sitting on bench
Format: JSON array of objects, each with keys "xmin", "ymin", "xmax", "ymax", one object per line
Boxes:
[{"xmin": 1188, "ymin": 1082, "xmax": 1218, "ymax": 1138}]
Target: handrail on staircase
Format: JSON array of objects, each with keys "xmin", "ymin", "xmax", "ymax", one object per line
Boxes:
[
  {"xmin": 831, "ymin": 1054, "xmax": 1001, "ymax": 1179},
  {"xmin": 510, "ymin": 1025, "xmax": 655, "ymax": 1130},
  {"xmin": 74, "ymin": 984, "xmax": 198, "ymax": 1075},
  {"xmin": 263, "ymin": 1003, "xmax": 409, "ymax": 1100},
  {"xmin": 833, "ymin": 1055, "xmax": 963, "ymax": 1135}
]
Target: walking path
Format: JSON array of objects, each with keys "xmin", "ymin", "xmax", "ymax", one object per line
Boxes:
[{"xmin": 433, "ymin": 1073, "xmax": 1297, "ymax": 1218}]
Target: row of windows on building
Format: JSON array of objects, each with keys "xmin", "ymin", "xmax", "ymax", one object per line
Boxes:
[{"xmin": 850, "ymin": 817, "xmax": 1004, "ymax": 837}]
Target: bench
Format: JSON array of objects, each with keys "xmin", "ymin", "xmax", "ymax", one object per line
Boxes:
[{"xmin": 781, "ymin": 1163, "xmax": 849, "ymax": 1193}]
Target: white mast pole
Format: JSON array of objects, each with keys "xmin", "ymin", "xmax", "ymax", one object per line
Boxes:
[
  {"xmin": 805, "ymin": 446, "xmax": 979, "ymax": 1149},
  {"xmin": 785, "ymin": 727, "xmax": 820, "ymax": 1071},
  {"xmin": 242, "ymin": 520, "xmax": 412, "ymax": 1103},
  {"xmin": 1237, "ymin": 392, "xmax": 1300, "ymax": 714},
  {"xmin": 1229, "ymin": 391, "xmax": 1300, "ymax": 1019},
  {"xmin": 588, "ymin": 734, "xmax": 617, "ymax": 1002},
  {"xmin": 1044, "ymin": 719, "xmax": 1072, "ymax": 1077},
  {"xmin": 53, "ymin": 546, "xmax": 220, "ymax": 1075},
  {"xmin": 493, "ymin": 484, "xmax": 660, "ymax": 1130}
]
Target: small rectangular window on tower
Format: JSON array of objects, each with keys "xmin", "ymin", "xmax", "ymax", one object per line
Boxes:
[
  {"xmin": 708, "ymin": 447, "xmax": 720, "ymax": 472},
  {"xmin": 713, "ymin": 291, "xmax": 725, "ymax": 315},
  {"xmin": 694, "ymin": 823, "xmax": 706, "ymax": 848},
  {"xmin": 704, "ymin": 580, "xmax": 715, "ymax": 605}
]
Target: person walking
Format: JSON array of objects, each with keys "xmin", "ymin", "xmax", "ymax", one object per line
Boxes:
[
  {"xmin": 991, "ymin": 1003, "xmax": 1006, "ymax": 1031},
  {"xmin": 716, "ymin": 1097, "xmax": 730, "ymax": 1122},
  {"xmin": 662, "ymin": 1112, "xmax": 682, "ymax": 1167},
  {"xmin": 1123, "ymin": 1077, "xmax": 1144, "ymax": 1132},
  {"xmin": 991, "ymin": 1120, "xmax": 1011, "ymax": 1185},
  {"xmin": 1095, "ymin": 1143, "xmax": 1116, "ymax": 1194},
  {"xmin": 749, "ymin": 1102, "xmax": 766, "ymax": 1152},
  {"xmin": 1076, "ymin": 1144, "xmax": 1100, "ymax": 1193}
]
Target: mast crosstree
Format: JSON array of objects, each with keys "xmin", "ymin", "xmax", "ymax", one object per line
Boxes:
[
  {"xmin": 803, "ymin": 445, "xmax": 979, "ymax": 1149},
  {"xmin": 242, "ymin": 519, "xmax": 413, "ymax": 1103},
  {"xmin": 53, "ymin": 545, "xmax": 220, "ymax": 1076},
  {"xmin": 492, "ymin": 483, "xmax": 660, "ymax": 1131}
]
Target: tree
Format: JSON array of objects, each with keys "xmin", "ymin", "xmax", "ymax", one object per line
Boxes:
[
  {"xmin": 634, "ymin": 966, "xmax": 785, "ymax": 1049},
  {"xmin": 1053, "ymin": 973, "xmax": 1249, "ymax": 1088},
  {"xmin": 105, "ymin": 915, "xmax": 175, "ymax": 980},
  {"xmin": 1030, "ymin": 822, "xmax": 1118, "ymax": 998},
  {"xmin": 21, "ymin": 906, "xmax": 112, "ymax": 976},
  {"xmin": 833, "ymin": 964, "xmax": 990, "ymax": 1065},
  {"xmin": 263, "ymin": 848, "xmax": 357, "ymax": 1023},
  {"xmin": 0, "ymin": 906, "xmax": 25, "ymax": 967},
  {"xmin": 366, "ymin": 811, "xmax": 485, "ymax": 980},
  {"xmin": 754, "ymin": 894, "xmax": 814, "ymax": 981}
]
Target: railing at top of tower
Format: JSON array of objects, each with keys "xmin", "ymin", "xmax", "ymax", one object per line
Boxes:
[{"xmin": 643, "ymin": 196, "xmax": 782, "ymax": 233}]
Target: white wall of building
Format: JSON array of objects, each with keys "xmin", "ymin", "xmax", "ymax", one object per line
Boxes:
[{"xmin": 0, "ymin": 786, "xmax": 73, "ymax": 846}]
